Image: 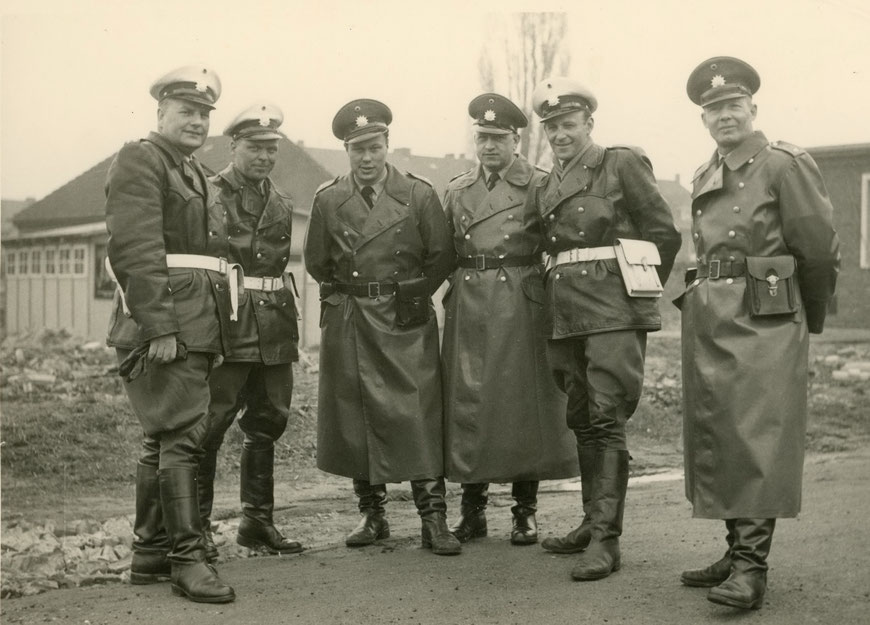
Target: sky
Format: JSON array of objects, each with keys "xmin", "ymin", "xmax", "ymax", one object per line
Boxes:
[{"xmin": 1, "ymin": 0, "xmax": 869, "ymax": 201}]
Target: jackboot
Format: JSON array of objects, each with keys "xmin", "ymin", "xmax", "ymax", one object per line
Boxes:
[
  {"xmin": 196, "ymin": 446, "xmax": 220, "ymax": 563},
  {"xmin": 159, "ymin": 468, "xmax": 235, "ymax": 604},
  {"xmin": 236, "ymin": 443, "xmax": 303, "ymax": 554},
  {"xmin": 412, "ymin": 478, "xmax": 461, "ymax": 556},
  {"xmin": 449, "ymin": 483, "xmax": 488, "ymax": 543},
  {"xmin": 345, "ymin": 480, "xmax": 390, "ymax": 547},
  {"xmin": 130, "ymin": 461, "xmax": 171, "ymax": 584},
  {"xmin": 510, "ymin": 481, "xmax": 539, "ymax": 545},
  {"xmin": 708, "ymin": 518, "xmax": 775, "ymax": 610},
  {"xmin": 542, "ymin": 446, "xmax": 597, "ymax": 553},
  {"xmin": 681, "ymin": 519, "xmax": 736, "ymax": 587},
  {"xmin": 571, "ymin": 450, "xmax": 629, "ymax": 581}
]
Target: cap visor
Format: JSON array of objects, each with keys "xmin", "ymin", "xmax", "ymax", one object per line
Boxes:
[{"xmin": 474, "ymin": 125, "xmax": 513, "ymax": 135}]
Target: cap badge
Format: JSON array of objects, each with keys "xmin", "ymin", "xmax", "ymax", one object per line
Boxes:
[
  {"xmin": 258, "ymin": 115, "xmax": 271, "ymax": 127},
  {"xmin": 355, "ymin": 115, "xmax": 369, "ymax": 128},
  {"xmin": 484, "ymin": 109, "xmax": 496, "ymax": 122},
  {"xmin": 711, "ymin": 75, "xmax": 726, "ymax": 88},
  {"xmin": 194, "ymin": 81, "xmax": 208, "ymax": 93},
  {"xmin": 547, "ymin": 95, "xmax": 560, "ymax": 107}
]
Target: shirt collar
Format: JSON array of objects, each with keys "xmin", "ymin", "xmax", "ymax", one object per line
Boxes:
[{"xmin": 353, "ymin": 167, "xmax": 387, "ymax": 199}]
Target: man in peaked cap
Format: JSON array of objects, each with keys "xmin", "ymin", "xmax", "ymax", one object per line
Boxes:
[
  {"xmin": 532, "ymin": 77, "xmax": 681, "ymax": 581},
  {"xmin": 441, "ymin": 93, "xmax": 578, "ymax": 547},
  {"xmin": 196, "ymin": 103, "xmax": 304, "ymax": 562},
  {"xmin": 105, "ymin": 65, "xmax": 235, "ymax": 603},
  {"xmin": 678, "ymin": 56, "xmax": 840, "ymax": 610},
  {"xmin": 304, "ymin": 99, "xmax": 460, "ymax": 555}
]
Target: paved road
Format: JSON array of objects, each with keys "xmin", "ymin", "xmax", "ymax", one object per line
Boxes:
[{"xmin": 3, "ymin": 450, "xmax": 868, "ymax": 625}]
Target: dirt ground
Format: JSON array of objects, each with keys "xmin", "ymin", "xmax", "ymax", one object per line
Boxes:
[{"xmin": 2, "ymin": 448, "xmax": 869, "ymax": 625}]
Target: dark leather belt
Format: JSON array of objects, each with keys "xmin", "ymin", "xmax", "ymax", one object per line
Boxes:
[
  {"xmin": 326, "ymin": 281, "xmax": 399, "ymax": 298},
  {"xmin": 457, "ymin": 254, "xmax": 541, "ymax": 270},
  {"xmin": 696, "ymin": 260, "xmax": 746, "ymax": 279}
]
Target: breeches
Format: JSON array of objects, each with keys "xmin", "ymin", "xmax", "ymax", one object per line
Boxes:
[{"xmin": 547, "ymin": 330, "xmax": 647, "ymax": 451}]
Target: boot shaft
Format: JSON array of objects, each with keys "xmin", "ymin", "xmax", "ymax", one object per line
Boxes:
[
  {"xmin": 590, "ymin": 450, "xmax": 629, "ymax": 540},
  {"xmin": 158, "ymin": 467, "xmax": 206, "ymax": 565},
  {"xmin": 134, "ymin": 462, "xmax": 169, "ymax": 552},
  {"xmin": 353, "ymin": 480, "xmax": 388, "ymax": 515},
  {"xmin": 240, "ymin": 444, "xmax": 276, "ymax": 525},
  {"xmin": 731, "ymin": 518, "xmax": 775, "ymax": 573},
  {"xmin": 411, "ymin": 478, "xmax": 447, "ymax": 517}
]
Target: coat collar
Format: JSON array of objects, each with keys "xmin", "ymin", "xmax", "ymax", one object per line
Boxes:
[
  {"xmin": 147, "ymin": 131, "xmax": 209, "ymax": 198},
  {"xmin": 542, "ymin": 142, "xmax": 604, "ymax": 215},
  {"xmin": 332, "ymin": 164, "xmax": 411, "ymax": 245},
  {"xmin": 692, "ymin": 131, "xmax": 768, "ymax": 199},
  {"xmin": 214, "ymin": 164, "xmax": 286, "ymax": 228}
]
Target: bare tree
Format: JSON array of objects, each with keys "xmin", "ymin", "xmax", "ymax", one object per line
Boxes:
[{"xmin": 478, "ymin": 13, "xmax": 571, "ymax": 167}]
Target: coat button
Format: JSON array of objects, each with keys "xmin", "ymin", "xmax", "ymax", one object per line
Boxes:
[
  {"xmin": 578, "ymin": 231, "xmax": 585, "ymax": 237},
  {"xmin": 507, "ymin": 214, "xmax": 514, "ymax": 220},
  {"xmin": 748, "ymin": 158, "xmax": 754, "ymax": 164},
  {"xmin": 499, "ymin": 276, "xmax": 507, "ymax": 282},
  {"xmin": 258, "ymin": 300, "xmax": 265, "ymax": 306},
  {"xmin": 693, "ymin": 233, "xmax": 699, "ymax": 240},
  {"xmin": 396, "ymin": 228, "xmax": 402, "ymax": 234},
  {"xmin": 733, "ymin": 206, "xmax": 740, "ymax": 213},
  {"xmin": 209, "ymin": 230, "xmax": 215, "ymax": 236},
  {"xmin": 281, "ymin": 235, "xmax": 288, "ymax": 240},
  {"xmin": 549, "ymin": 214, "xmax": 555, "ymax": 221},
  {"xmin": 282, "ymin": 256, "xmax": 288, "ymax": 262},
  {"xmin": 352, "ymin": 271, "xmax": 359, "ymax": 277},
  {"xmin": 461, "ymin": 215, "xmax": 467, "ymax": 221},
  {"xmin": 464, "ymin": 234, "xmax": 471, "ymax": 240},
  {"xmin": 395, "ymin": 250, "xmax": 400, "ymax": 255},
  {"xmin": 464, "ymin": 275, "xmax": 470, "ymax": 281},
  {"xmin": 728, "ymin": 255, "xmax": 736, "ymax": 261},
  {"xmin": 728, "ymin": 230, "xmax": 736, "ymax": 238},
  {"xmin": 726, "ymin": 278, "xmax": 734, "ymax": 285},
  {"xmin": 256, "ymin": 252, "xmax": 263, "ymax": 259},
  {"xmin": 504, "ymin": 234, "xmax": 510, "ymax": 240},
  {"xmin": 738, "ymin": 182, "xmax": 745, "ymax": 189},
  {"xmin": 696, "ymin": 210, "xmax": 702, "ymax": 216},
  {"xmin": 343, "ymin": 231, "xmax": 349, "ymax": 236},
  {"xmin": 551, "ymin": 236, "xmax": 557, "ymax": 242},
  {"xmin": 555, "ymin": 273, "xmax": 561, "ymax": 280},
  {"xmin": 578, "ymin": 206, "xmax": 585, "ymax": 212},
  {"xmin": 282, "ymin": 302, "xmax": 287, "ymax": 307},
  {"xmin": 693, "ymin": 279, "xmax": 700, "ymax": 287},
  {"xmin": 581, "ymin": 269, "xmax": 588, "ymax": 276}
]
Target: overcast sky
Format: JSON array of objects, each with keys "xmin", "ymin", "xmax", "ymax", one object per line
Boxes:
[{"xmin": 1, "ymin": 0, "xmax": 869, "ymax": 201}]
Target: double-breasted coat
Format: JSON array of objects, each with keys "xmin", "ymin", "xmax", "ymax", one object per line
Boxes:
[
  {"xmin": 209, "ymin": 165, "xmax": 299, "ymax": 364},
  {"xmin": 679, "ymin": 131, "xmax": 840, "ymax": 519},
  {"xmin": 303, "ymin": 164, "xmax": 456, "ymax": 484},
  {"xmin": 441, "ymin": 157, "xmax": 578, "ymax": 483}
]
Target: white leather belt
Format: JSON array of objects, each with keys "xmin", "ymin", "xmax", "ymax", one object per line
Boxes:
[
  {"xmin": 553, "ymin": 246, "xmax": 616, "ymax": 266},
  {"xmin": 106, "ymin": 254, "xmax": 243, "ymax": 321},
  {"xmin": 243, "ymin": 276, "xmax": 283, "ymax": 292}
]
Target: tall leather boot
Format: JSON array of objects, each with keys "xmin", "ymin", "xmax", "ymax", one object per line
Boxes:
[
  {"xmin": 196, "ymin": 446, "xmax": 220, "ymax": 563},
  {"xmin": 159, "ymin": 467, "xmax": 235, "ymax": 604},
  {"xmin": 708, "ymin": 518, "xmax": 775, "ymax": 610},
  {"xmin": 449, "ymin": 483, "xmax": 488, "ymax": 543},
  {"xmin": 542, "ymin": 446, "xmax": 597, "ymax": 553},
  {"xmin": 411, "ymin": 478, "xmax": 461, "ymax": 556},
  {"xmin": 236, "ymin": 442, "xmax": 303, "ymax": 554},
  {"xmin": 345, "ymin": 480, "xmax": 389, "ymax": 547},
  {"xmin": 570, "ymin": 450, "xmax": 629, "ymax": 581},
  {"xmin": 130, "ymin": 461, "xmax": 171, "ymax": 584},
  {"xmin": 681, "ymin": 519, "xmax": 736, "ymax": 587},
  {"xmin": 511, "ymin": 481, "xmax": 539, "ymax": 545}
]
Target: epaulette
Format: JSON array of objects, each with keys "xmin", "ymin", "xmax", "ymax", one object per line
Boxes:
[
  {"xmin": 405, "ymin": 171, "xmax": 434, "ymax": 187},
  {"xmin": 534, "ymin": 164, "xmax": 551, "ymax": 175},
  {"xmin": 769, "ymin": 140, "xmax": 806, "ymax": 157},
  {"xmin": 608, "ymin": 144, "xmax": 647, "ymax": 157},
  {"xmin": 693, "ymin": 161, "xmax": 711, "ymax": 180},
  {"xmin": 448, "ymin": 168, "xmax": 474, "ymax": 184},
  {"xmin": 314, "ymin": 176, "xmax": 340, "ymax": 195}
]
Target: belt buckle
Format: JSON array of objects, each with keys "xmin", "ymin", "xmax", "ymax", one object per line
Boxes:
[
  {"xmin": 258, "ymin": 277, "xmax": 268, "ymax": 290},
  {"xmin": 475, "ymin": 254, "xmax": 487, "ymax": 270},
  {"xmin": 367, "ymin": 282, "xmax": 381, "ymax": 298},
  {"xmin": 266, "ymin": 277, "xmax": 277, "ymax": 291},
  {"xmin": 708, "ymin": 260, "xmax": 721, "ymax": 280}
]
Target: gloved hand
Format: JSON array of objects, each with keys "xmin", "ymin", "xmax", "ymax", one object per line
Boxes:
[{"xmin": 118, "ymin": 339, "xmax": 188, "ymax": 382}]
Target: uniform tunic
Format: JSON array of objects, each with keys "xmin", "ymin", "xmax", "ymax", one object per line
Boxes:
[
  {"xmin": 441, "ymin": 156, "xmax": 578, "ymax": 483},
  {"xmin": 303, "ymin": 164, "xmax": 456, "ymax": 484},
  {"xmin": 679, "ymin": 131, "xmax": 840, "ymax": 519}
]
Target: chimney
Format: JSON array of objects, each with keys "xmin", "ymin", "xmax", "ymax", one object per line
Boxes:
[
  {"xmin": 674, "ymin": 173, "xmax": 681, "ymax": 185},
  {"xmin": 445, "ymin": 153, "xmax": 454, "ymax": 159},
  {"xmin": 297, "ymin": 140, "xmax": 305, "ymax": 147}
]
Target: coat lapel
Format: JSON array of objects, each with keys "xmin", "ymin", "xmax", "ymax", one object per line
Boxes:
[
  {"xmin": 468, "ymin": 158, "xmax": 528, "ymax": 227},
  {"xmin": 541, "ymin": 143, "xmax": 603, "ymax": 217},
  {"xmin": 357, "ymin": 165, "xmax": 410, "ymax": 246}
]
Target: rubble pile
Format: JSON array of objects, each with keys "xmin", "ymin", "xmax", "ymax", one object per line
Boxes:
[{"xmin": 815, "ymin": 346, "xmax": 870, "ymax": 382}]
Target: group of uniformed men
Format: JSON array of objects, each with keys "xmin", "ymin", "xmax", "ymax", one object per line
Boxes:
[{"xmin": 106, "ymin": 56, "xmax": 839, "ymax": 611}]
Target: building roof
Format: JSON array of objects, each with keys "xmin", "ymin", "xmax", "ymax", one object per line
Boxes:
[
  {"xmin": 807, "ymin": 142, "xmax": 870, "ymax": 160},
  {"xmin": 1, "ymin": 198, "xmax": 35, "ymax": 238},
  {"xmin": 11, "ymin": 136, "xmax": 334, "ymax": 234}
]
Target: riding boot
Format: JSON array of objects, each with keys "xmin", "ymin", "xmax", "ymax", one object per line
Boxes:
[
  {"xmin": 237, "ymin": 442, "xmax": 303, "ymax": 554},
  {"xmin": 411, "ymin": 478, "xmax": 461, "ymax": 556},
  {"xmin": 571, "ymin": 450, "xmax": 629, "ymax": 581},
  {"xmin": 510, "ymin": 480, "xmax": 539, "ymax": 545},
  {"xmin": 345, "ymin": 480, "xmax": 390, "ymax": 547},
  {"xmin": 449, "ymin": 483, "xmax": 488, "ymax": 543},
  {"xmin": 708, "ymin": 518, "xmax": 775, "ymax": 610},
  {"xmin": 681, "ymin": 519, "xmax": 736, "ymax": 587},
  {"xmin": 159, "ymin": 467, "xmax": 235, "ymax": 604},
  {"xmin": 196, "ymin": 446, "xmax": 220, "ymax": 563},
  {"xmin": 130, "ymin": 461, "xmax": 171, "ymax": 584},
  {"xmin": 542, "ymin": 446, "xmax": 597, "ymax": 553}
]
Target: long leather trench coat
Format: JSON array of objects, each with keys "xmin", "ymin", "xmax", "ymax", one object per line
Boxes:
[
  {"xmin": 209, "ymin": 165, "xmax": 299, "ymax": 364},
  {"xmin": 105, "ymin": 132, "xmax": 230, "ymax": 354},
  {"xmin": 536, "ymin": 143, "xmax": 682, "ymax": 338},
  {"xmin": 678, "ymin": 131, "xmax": 840, "ymax": 519},
  {"xmin": 441, "ymin": 157, "xmax": 578, "ymax": 483},
  {"xmin": 303, "ymin": 164, "xmax": 456, "ymax": 484}
]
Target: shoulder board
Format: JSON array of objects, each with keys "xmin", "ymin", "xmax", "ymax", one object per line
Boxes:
[
  {"xmin": 534, "ymin": 164, "xmax": 550, "ymax": 175},
  {"xmin": 448, "ymin": 168, "xmax": 475, "ymax": 184},
  {"xmin": 769, "ymin": 140, "xmax": 806, "ymax": 157},
  {"xmin": 405, "ymin": 171, "xmax": 434, "ymax": 187},
  {"xmin": 693, "ymin": 162, "xmax": 710, "ymax": 180},
  {"xmin": 607, "ymin": 144, "xmax": 646, "ymax": 157},
  {"xmin": 314, "ymin": 176, "xmax": 340, "ymax": 195}
]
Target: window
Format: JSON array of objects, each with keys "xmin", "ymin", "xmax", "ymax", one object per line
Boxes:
[
  {"xmin": 17, "ymin": 250, "xmax": 28, "ymax": 275},
  {"xmin": 45, "ymin": 248, "xmax": 56, "ymax": 274},
  {"xmin": 58, "ymin": 248, "xmax": 71, "ymax": 274},
  {"xmin": 94, "ymin": 243, "xmax": 114, "ymax": 299},
  {"xmin": 861, "ymin": 173, "xmax": 870, "ymax": 269},
  {"xmin": 73, "ymin": 246, "xmax": 86, "ymax": 275},
  {"xmin": 30, "ymin": 249, "xmax": 42, "ymax": 275},
  {"xmin": 5, "ymin": 251, "xmax": 15, "ymax": 275}
]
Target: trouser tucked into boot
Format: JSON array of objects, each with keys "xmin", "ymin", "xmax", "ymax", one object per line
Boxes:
[
  {"xmin": 346, "ymin": 480, "xmax": 389, "ymax": 547},
  {"xmin": 237, "ymin": 442, "xmax": 303, "ymax": 554},
  {"xmin": 159, "ymin": 467, "xmax": 235, "ymax": 604},
  {"xmin": 571, "ymin": 450, "xmax": 629, "ymax": 581},
  {"xmin": 196, "ymin": 446, "xmax": 220, "ymax": 563},
  {"xmin": 450, "ymin": 483, "xmax": 488, "ymax": 543},
  {"xmin": 681, "ymin": 519, "xmax": 736, "ymax": 587},
  {"xmin": 411, "ymin": 478, "xmax": 461, "ymax": 556},
  {"xmin": 131, "ymin": 457, "xmax": 171, "ymax": 585},
  {"xmin": 542, "ymin": 446, "xmax": 597, "ymax": 554},
  {"xmin": 511, "ymin": 481, "xmax": 539, "ymax": 545},
  {"xmin": 708, "ymin": 518, "xmax": 775, "ymax": 610}
]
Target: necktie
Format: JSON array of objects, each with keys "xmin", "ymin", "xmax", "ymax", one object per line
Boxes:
[
  {"xmin": 486, "ymin": 173, "xmax": 500, "ymax": 191},
  {"xmin": 361, "ymin": 186, "xmax": 375, "ymax": 208}
]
